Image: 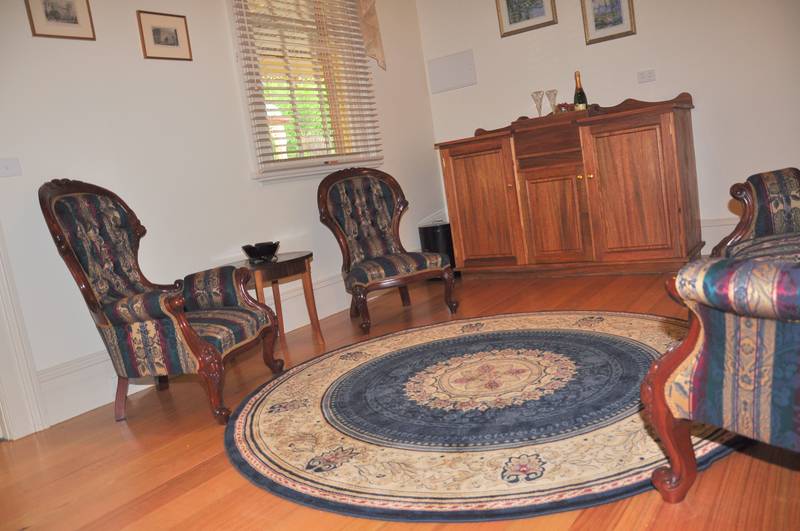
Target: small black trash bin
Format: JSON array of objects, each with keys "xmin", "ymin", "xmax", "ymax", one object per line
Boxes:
[{"xmin": 418, "ymin": 221, "xmax": 458, "ymax": 276}]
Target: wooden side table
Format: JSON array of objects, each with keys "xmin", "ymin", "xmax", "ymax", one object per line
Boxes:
[{"xmin": 231, "ymin": 251, "xmax": 323, "ymax": 342}]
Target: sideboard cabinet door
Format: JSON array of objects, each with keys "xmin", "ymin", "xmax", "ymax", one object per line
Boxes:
[
  {"xmin": 519, "ymin": 163, "xmax": 593, "ymax": 264},
  {"xmin": 440, "ymin": 136, "xmax": 524, "ymax": 268},
  {"xmin": 580, "ymin": 114, "xmax": 681, "ymax": 262}
]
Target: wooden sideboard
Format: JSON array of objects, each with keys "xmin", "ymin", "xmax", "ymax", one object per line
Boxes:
[{"xmin": 435, "ymin": 93, "xmax": 702, "ymax": 275}]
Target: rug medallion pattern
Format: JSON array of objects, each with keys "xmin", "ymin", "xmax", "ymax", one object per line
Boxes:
[
  {"xmin": 404, "ymin": 347, "xmax": 576, "ymax": 412},
  {"xmin": 226, "ymin": 312, "xmax": 736, "ymax": 521}
]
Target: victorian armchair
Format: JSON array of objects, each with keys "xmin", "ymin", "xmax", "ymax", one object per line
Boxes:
[
  {"xmin": 39, "ymin": 179, "xmax": 282, "ymax": 424},
  {"xmin": 318, "ymin": 168, "xmax": 457, "ymax": 333},
  {"xmin": 641, "ymin": 167, "xmax": 800, "ymax": 502}
]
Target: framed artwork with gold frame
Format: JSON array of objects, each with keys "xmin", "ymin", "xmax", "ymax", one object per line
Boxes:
[
  {"xmin": 24, "ymin": 0, "xmax": 96, "ymax": 40},
  {"xmin": 495, "ymin": 0, "xmax": 557, "ymax": 38},
  {"xmin": 136, "ymin": 10, "xmax": 193, "ymax": 61},
  {"xmin": 581, "ymin": 0, "xmax": 636, "ymax": 45}
]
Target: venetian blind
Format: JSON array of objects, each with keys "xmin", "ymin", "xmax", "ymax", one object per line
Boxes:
[{"xmin": 232, "ymin": 0, "xmax": 382, "ymax": 180}]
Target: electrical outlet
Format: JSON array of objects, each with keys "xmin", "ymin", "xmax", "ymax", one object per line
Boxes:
[
  {"xmin": 0, "ymin": 158, "xmax": 22, "ymax": 178},
  {"xmin": 637, "ymin": 69, "xmax": 656, "ymax": 84}
]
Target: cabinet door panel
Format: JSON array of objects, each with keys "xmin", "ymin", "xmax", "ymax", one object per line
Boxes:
[
  {"xmin": 582, "ymin": 121, "xmax": 679, "ymax": 261},
  {"xmin": 520, "ymin": 164, "xmax": 593, "ymax": 263},
  {"xmin": 441, "ymin": 137, "xmax": 523, "ymax": 267}
]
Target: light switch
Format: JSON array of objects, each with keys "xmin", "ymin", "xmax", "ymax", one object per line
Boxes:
[
  {"xmin": 637, "ymin": 69, "xmax": 656, "ymax": 84},
  {"xmin": 0, "ymin": 158, "xmax": 22, "ymax": 178}
]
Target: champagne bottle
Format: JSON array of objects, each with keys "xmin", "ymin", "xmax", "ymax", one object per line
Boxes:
[{"xmin": 574, "ymin": 71, "xmax": 587, "ymax": 111}]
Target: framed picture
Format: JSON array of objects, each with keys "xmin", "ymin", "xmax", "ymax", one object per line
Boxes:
[
  {"xmin": 581, "ymin": 0, "xmax": 636, "ymax": 45},
  {"xmin": 495, "ymin": 0, "xmax": 557, "ymax": 38},
  {"xmin": 136, "ymin": 11, "xmax": 192, "ymax": 61},
  {"xmin": 24, "ymin": 0, "xmax": 96, "ymax": 40}
]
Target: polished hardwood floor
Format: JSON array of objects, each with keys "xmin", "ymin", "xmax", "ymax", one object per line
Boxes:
[{"xmin": 2, "ymin": 274, "xmax": 799, "ymax": 530}]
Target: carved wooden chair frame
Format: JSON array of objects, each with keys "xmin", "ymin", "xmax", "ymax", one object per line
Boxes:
[
  {"xmin": 39, "ymin": 179, "xmax": 282, "ymax": 424},
  {"xmin": 709, "ymin": 182, "xmax": 755, "ymax": 257},
  {"xmin": 640, "ymin": 180, "xmax": 757, "ymax": 502},
  {"xmin": 317, "ymin": 167, "xmax": 457, "ymax": 333},
  {"xmin": 639, "ymin": 279, "xmax": 700, "ymax": 502}
]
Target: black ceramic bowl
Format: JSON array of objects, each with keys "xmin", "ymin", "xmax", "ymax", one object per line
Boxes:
[{"xmin": 242, "ymin": 241, "xmax": 280, "ymax": 262}]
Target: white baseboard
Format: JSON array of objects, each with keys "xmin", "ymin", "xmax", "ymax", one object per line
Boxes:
[
  {"xmin": 35, "ymin": 272, "xmax": 350, "ymax": 426},
  {"xmin": 37, "ymin": 350, "xmax": 151, "ymax": 426},
  {"xmin": 417, "ymin": 209, "xmax": 448, "ymax": 226}
]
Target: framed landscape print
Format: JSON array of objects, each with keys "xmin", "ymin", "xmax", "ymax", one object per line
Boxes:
[
  {"xmin": 581, "ymin": 0, "xmax": 636, "ymax": 45},
  {"xmin": 495, "ymin": 0, "xmax": 557, "ymax": 38},
  {"xmin": 24, "ymin": 0, "xmax": 95, "ymax": 40},
  {"xmin": 136, "ymin": 11, "xmax": 192, "ymax": 61}
]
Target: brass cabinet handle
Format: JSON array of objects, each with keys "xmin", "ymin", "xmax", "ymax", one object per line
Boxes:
[
  {"xmin": 576, "ymin": 175, "xmax": 584, "ymax": 180},
  {"xmin": 587, "ymin": 174, "xmax": 595, "ymax": 179}
]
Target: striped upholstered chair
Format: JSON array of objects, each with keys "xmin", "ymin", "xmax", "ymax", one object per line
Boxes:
[
  {"xmin": 39, "ymin": 179, "xmax": 282, "ymax": 424},
  {"xmin": 641, "ymin": 167, "xmax": 800, "ymax": 502},
  {"xmin": 318, "ymin": 168, "xmax": 457, "ymax": 333}
]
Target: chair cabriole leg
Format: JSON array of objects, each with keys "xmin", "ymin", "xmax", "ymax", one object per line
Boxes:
[
  {"xmin": 641, "ymin": 371, "xmax": 698, "ymax": 502},
  {"xmin": 262, "ymin": 328, "xmax": 283, "ymax": 374},
  {"xmin": 399, "ymin": 286, "xmax": 411, "ymax": 306},
  {"xmin": 114, "ymin": 377, "xmax": 129, "ymax": 421},
  {"xmin": 640, "ymin": 314, "xmax": 701, "ymax": 503},
  {"xmin": 349, "ymin": 295, "xmax": 360, "ymax": 317},
  {"xmin": 352, "ymin": 286, "xmax": 370, "ymax": 333},
  {"xmin": 651, "ymin": 415, "xmax": 697, "ymax": 502},
  {"xmin": 155, "ymin": 375, "xmax": 169, "ymax": 390},
  {"xmin": 197, "ymin": 351, "xmax": 230, "ymax": 424},
  {"xmin": 443, "ymin": 266, "xmax": 458, "ymax": 313}
]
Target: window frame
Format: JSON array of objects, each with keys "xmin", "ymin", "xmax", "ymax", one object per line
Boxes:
[{"xmin": 228, "ymin": 0, "xmax": 383, "ymax": 184}]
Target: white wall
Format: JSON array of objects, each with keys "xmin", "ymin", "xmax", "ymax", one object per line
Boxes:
[
  {"xmin": 416, "ymin": 0, "xmax": 800, "ymax": 237},
  {"xmin": 0, "ymin": 0, "xmax": 442, "ymax": 428}
]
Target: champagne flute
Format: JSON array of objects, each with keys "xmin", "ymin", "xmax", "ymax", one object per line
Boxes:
[
  {"xmin": 545, "ymin": 89, "xmax": 558, "ymax": 115},
  {"xmin": 531, "ymin": 90, "xmax": 544, "ymax": 117}
]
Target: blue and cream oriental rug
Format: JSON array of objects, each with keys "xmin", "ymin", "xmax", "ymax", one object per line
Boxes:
[{"xmin": 226, "ymin": 312, "xmax": 736, "ymax": 522}]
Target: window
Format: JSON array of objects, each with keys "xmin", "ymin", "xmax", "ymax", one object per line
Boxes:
[{"xmin": 231, "ymin": 0, "xmax": 382, "ymax": 182}]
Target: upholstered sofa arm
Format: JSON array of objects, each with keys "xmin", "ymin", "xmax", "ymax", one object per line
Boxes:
[
  {"xmin": 183, "ymin": 265, "xmax": 242, "ymax": 311},
  {"xmin": 103, "ymin": 291, "xmax": 181, "ymax": 325},
  {"xmin": 676, "ymin": 257, "xmax": 800, "ymax": 320}
]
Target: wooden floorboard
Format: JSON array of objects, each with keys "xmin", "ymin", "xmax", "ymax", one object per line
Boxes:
[{"xmin": 1, "ymin": 274, "xmax": 799, "ymax": 530}]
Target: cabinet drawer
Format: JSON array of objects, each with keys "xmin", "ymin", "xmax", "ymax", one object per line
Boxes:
[
  {"xmin": 514, "ymin": 124, "xmax": 580, "ymax": 159},
  {"xmin": 517, "ymin": 149, "xmax": 582, "ymax": 170}
]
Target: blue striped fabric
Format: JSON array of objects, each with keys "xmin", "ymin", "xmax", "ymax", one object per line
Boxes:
[
  {"xmin": 346, "ymin": 252, "xmax": 449, "ymax": 290},
  {"xmin": 54, "ymin": 194, "xmax": 148, "ymax": 304},
  {"xmin": 326, "ymin": 176, "xmax": 401, "ymax": 264},
  {"xmin": 183, "ymin": 266, "xmax": 241, "ymax": 311},
  {"xmin": 673, "ymin": 304, "xmax": 800, "ymax": 453},
  {"xmin": 748, "ymin": 167, "xmax": 800, "ymax": 239},
  {"xmin": 103, "ymin": 291, "xmax": 173, "ymax": 324},
  {"xmin": 187, "ymin": 308, "xmax": 268, "ymax": 355},
  {"xmin": 99, "ymin": 314, "xmax": 194, "ymax": 377}
]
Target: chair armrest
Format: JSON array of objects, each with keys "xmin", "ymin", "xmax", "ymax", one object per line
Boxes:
[
  {"xmin": 183, "ymin": 265, "xmax": 277, "ymax": 330},
  {"xmin": 102, "ymin": 291, "xmax": 183, "ymax": 325},
  {"xmin": 713, "ymin": 168, "xmax": 800, "ymax": 257},
  {"xmin": 676, "ymin": 257, "xmax": 800, "ymax": 320},
  {"xmin": 183, "ymin": 266, "xmax": 240, "ymax": 311}
]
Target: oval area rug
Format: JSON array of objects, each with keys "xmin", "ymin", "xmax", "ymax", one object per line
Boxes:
[{"xmin": 226, "ymin": 311, "xmax": 736, "ymax": 522}]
